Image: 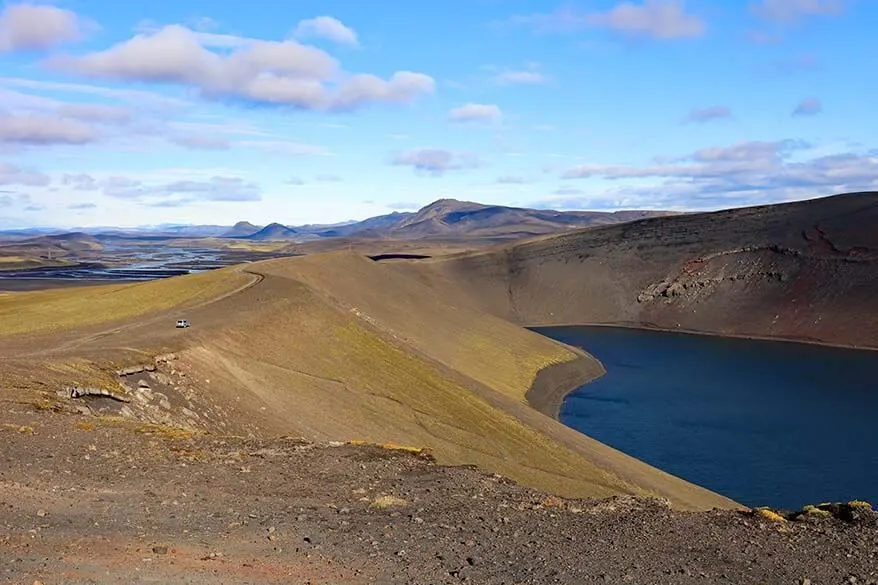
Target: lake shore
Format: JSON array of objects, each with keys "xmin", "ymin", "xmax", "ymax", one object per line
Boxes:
[
  {"xmin": 545, "ymin": 321, "xmax": 878, "ymax": 353},
  {"xmin": 525, "ymin": 345, "xmax": 606, "ymax": 420},
  {"xmin": 530, "ymin": 323, "xmax": 878, "ymax": 508},
  {"xmin": 525, "ymin": 320, "xmax": 878, "ymax": 426}
]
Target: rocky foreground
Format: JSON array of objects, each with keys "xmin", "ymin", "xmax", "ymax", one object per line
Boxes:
[{"xmin": 1, "ymin": 404, "xmax": 877, "ymax": 585}]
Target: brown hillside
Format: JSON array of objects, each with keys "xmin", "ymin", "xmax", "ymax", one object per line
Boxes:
[
  {"xmin": 386, "ymin": 199, "xmax": 673, "ymax": 240},
  {"xmin": 405, "ymin": 192, "xmax": 878, "ymax": 348},
  {"xmin": 0, "ymin": 253, "xmax": 736, "ymax": 511}
]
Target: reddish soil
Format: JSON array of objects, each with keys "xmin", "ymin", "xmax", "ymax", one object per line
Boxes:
[{"xmin": 2, "ymin": 405, "xmax": 876, "ymax": 585}]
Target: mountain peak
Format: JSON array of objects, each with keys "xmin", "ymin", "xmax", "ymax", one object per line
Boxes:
[
  {"xmin": 222, "ymin": 221, "xmax": 263, "ymax": 238},
  {"xmin": 244, "ymin": 222, "xmax": 298, "ymax": 241}
]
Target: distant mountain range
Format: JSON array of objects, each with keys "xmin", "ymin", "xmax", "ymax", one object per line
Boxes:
[
  {"xmin": 221, "ymin": 200, "xmax": 675, "ymax": 241},
  {"xmin": 0, "ymin": 199, "xmax": 677, "ymax": 241}
]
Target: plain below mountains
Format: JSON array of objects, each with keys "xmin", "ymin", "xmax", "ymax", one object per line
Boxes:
[{"xmin": 219, "ymin": 199, "xmax": 674, "ymax": 241}]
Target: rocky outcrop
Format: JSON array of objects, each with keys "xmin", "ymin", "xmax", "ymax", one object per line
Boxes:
[
  {"xmin": 64, "ymin": 386, "xmax": 130, "ymax": 402},
  {"xmin": 637, "ymin": 246, "xmax": 801, "ymax": 304}
]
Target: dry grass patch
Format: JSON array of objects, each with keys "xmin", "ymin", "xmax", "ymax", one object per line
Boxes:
[
  {"xmin": 370, "ymin": 495, "xmax": 408, "ymax": 509},
  {"xmin": 347, "ymin": 440, "xmax": 429, "ymax": 456},
  {"xmin": 198, "ymin": 278, "xmax": 638, "ymax": 500},
  {"xmin": 0, "ymin": 423, "xmax": 35, "ymax": 434},
  {"xmin": 0, "ymin": 267, "xmax": 251, "ymax": 337},
  {"xmin": 755, "ymin": 507, "xmax": 786, "ymax": 523},
  {"xmin": 0, "ymin": 423, "xmax": 34, "ymax": 435},
  {"xmin": 801, "ymin": 504, "xmax": 831, "ymax": 518},
  {"xmin": 0, "ymin": 255, "xmax": 31, "ymax": 267},
  {"xmin": 271, "ymin": 252, "xmax": 580, "ymax": 402},
  {"xmin": 201, "ymin": 239, "xmax": 289, "ymax": 253}
]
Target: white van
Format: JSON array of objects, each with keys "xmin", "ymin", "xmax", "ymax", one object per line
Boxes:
[{"xmin": 176, "ymin": 319, "xmax": 190, "ymax": 328}]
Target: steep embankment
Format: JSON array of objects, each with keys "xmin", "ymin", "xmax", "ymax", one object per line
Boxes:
[
  {"xmin": 178, "ymin": 253, "xmax": 735, "ymax": 508},
  {"xmin": 0, "ymin": 252, "xmax": 737, "ymax": 510},
  {"xmin": 406, "ymin": 192, "xmax": 878, "ymax": 349}
]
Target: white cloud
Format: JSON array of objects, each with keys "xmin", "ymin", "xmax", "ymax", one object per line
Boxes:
[
  {"xmin": 194, "ymin": 31, "xmax": 253, "ymax": 48},
  {"xmin": 553, "ymin": 186, "xmax": 585, "ymax": 195},
  {"xmin": 62, "ymin": 173, "xmax": 99, "ymax": 190},
  {"xmin": 508, "ymin": 1, "xmax": 705, "ymax": 40},
  {"xmin": 170, "ymin": 134, "xmax": 231, "ymax": 150},
  {"xmin": 0, "ymin": 112, "xmax": 97, "ymax": 144},
  {"xmin": 57, "ymin": 103, "xmax": 131, "ymax": 124},
  {"xmin": 562, "ymin": 141, "xmax": 800, "ymax": 179},
  {"xmin": 496, "ymin": 175, "xmax": 531, "ymax": 184},
  {"xmin": 0, "ymin": 162, "xmax": 51, "ymax": 185},
  {"xmin": 0, "ymin": 193, "xmax": 33, "ymax": 208},
  {"xmin": 102, "ymin": 175, "xmax": 261, "ymax": 202},
  {"xmin": 493, "ymin": 64, "xmax": 551, "ymax": 85},
  {"xmin": 683, "ymin": 105, "xmax": 733, "ymax": 123},
  {"xmin": 792, "ymin": 97, "xmax": 822, "ymax": 116},
  {"xmin": 237, "ymin": 140, "xmax": 326, "ymax": 155},
  {"xmin": 588, "ymin": 0, "xmax": 706, "ymax": 39},
  {"xmin": 0, "ymin": 86, "xmax": 59, "ymax": 111},
  {"xmin": 390, "ymin": 148, "xmax": 482, "ymax": 176},
  {"xmin": 772, "ymin": 53, "xmax": 821, "ymax": 75},
  {"xmin": 751, "ymin": 0, "xmax": 846, "ymax": 23},
  {"xmin": 448, "ymin": 103, "xmax": 503, "ymax": 124},
  {"xmin": 50, "ymin": 25, "xmax": 433, "ymax": 111},
  {"xmin": 558, "ymin": 140, "xmax": 878, "ymax": 208},
  {"xmin": 0, "ymin": 3, "xmax": 93, "ymax": 52},
  {"xmin": 0, "ymin": 76, "xmax": 190, "ymax": 110},
  {"xmin": 293, "ymin": 16, "xmax": 359, "ymax": 47}
]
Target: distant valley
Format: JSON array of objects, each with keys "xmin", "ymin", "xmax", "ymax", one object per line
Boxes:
[
  {"xmin": 0, "ymin": 198, "xmax": 675, "ymax": 285},
  {"xmin": 1, "ymin": 199, "xmax": 675, "ymax": 242}
]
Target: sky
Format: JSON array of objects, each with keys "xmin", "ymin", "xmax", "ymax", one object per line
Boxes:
[{"xmin": 0, "ymin": 0, "xmax": 876, "ymax": 228}]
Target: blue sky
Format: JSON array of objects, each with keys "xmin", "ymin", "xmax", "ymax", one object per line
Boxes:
[{"xmin": 0, "ymin": 0, "xmax": 876, "ymax": 228}]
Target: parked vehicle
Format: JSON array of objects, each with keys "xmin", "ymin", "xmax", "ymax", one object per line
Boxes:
[{"xmin": 176, "ymin": 319, "xmax": 190, "ymax": 328}]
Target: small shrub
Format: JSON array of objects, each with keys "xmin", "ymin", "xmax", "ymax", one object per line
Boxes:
[
  {"xmin": 539, "ymin": 496, "xmax": 566, "ymax": 509},
  {"xmin": 754, "ymin": 507, "xmax": 786, "ymax": 523},
  {"xmin": 849, "ymin": 500, "xmax": 872, "ymax": 510},
  {"xmin": 73, "ymin": 422, "xmax": 95, "ymax": 431},
  {"xmin": 33, "ymin": 399, "xmax": 56, "ymax": 411},
  {"xmin": 347, "ymin": 439, "xmax": 426, "ymax": 455},
  {"xmin": 95, "ymin": 415, "xmax": 128, "ymax": 425},
  {"xmin": 370, "ymin": 495, "xmax": 408, "ymax": 509},
  {"xmin": 801, "ymin": 505, "xmax": 831, "ymax": 518}
]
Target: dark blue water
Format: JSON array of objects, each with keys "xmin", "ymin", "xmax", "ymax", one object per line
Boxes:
[{"xmin": 534, "ymin": 326, "xmax": 878, "ymax": 510}]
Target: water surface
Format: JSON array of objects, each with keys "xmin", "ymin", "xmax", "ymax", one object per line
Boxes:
[{"xmin": 535, "ymin": 326, "xmax": 878, "ymax": 509}]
